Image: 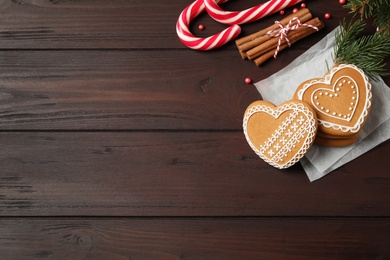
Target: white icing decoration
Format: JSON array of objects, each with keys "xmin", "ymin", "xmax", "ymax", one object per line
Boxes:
[
  {"xmin": 310, "ymin": 75, "xmax": 359, "ymax": 122},
  {"xmin": 242, "ymin": 103, "xmax": 317, "ymax": 169},
  {"xmin": 297, "ymin": 64, "xmax": 372, "ymax": 133},
  {"xmin": 291, "ymin": 123, "xmax": 298, "ymax": 131}
]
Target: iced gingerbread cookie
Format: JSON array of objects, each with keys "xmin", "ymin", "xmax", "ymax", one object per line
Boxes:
[
  {"xmin": 243, "ymin": 100, "xmax": 318, "ymax": 169},
  {"xmin": 314, "ymin": 132, "xmax": 360, "ymax": 147},
  {"xmin": 293, "ymin": 64, "xmax": 372, "ymax": 145}
]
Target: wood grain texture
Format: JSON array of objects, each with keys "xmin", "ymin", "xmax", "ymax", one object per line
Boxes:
[
  {"xmin": 0, "ymin": 50, "xmax": 261, "ymax": 130},
  {"xmin": 0, "ymin": 0, "xmax": 350, "ymax": 49},
  {"xmin": 1, "ymin": 0, "xmax": 390, "ymax": 258},
  {"xmin": 0, "ymin": 218, "xmax": 389, "ymax": 259},
  {"xmin": 1, "ymin": 132, "xmax": 389, "ymax": 217},
  {"xmin": 0, "ymin": 50, "xmax": 388, "ymax": 130}
]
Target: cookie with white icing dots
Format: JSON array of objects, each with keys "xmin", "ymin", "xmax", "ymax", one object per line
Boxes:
[
  {"xmin": 293, "ymin": 64, "xmax": 372, "ymax": 146},
  {"xmin": 243, "ymin": 100, "xmax": 318, "ymax": 169}
]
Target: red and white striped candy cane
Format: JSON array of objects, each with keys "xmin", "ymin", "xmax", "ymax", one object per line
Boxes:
[
  {"xmin": 176, "ymin": 0, "xmax": 241, "ymax": 50},
  {"xmin": 204, "ymin": 0, "xmax": 305, "ymax": 25}
]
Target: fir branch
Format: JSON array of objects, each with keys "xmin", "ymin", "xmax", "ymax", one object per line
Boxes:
[
  {"xmin": 334, "ymin": 19, "xmax": 390, "ymax": 79},
  {"xmin": 334, "ymin": 19, "xmax": 366, "ymax": 60},
  {"xmin": 345, "ymin": 0, "xmax": 390, "ymax": 35},
  {"xmin": 374, "ymin": 4, "xmax": 390, "ymax": 35},
  {"xmin": 346, "ymin": 0, "xmax": 388, "ymax": 18}
]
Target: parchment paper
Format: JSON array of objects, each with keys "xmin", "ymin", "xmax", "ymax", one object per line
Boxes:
[{"xmin": 254, "ymin": 27, "xmax": 390, "ymax": 181}]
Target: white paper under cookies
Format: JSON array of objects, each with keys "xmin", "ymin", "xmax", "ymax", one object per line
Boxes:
[{"xmin": 254, "ymin": 27, "xmax": 390, "ymax": 181}]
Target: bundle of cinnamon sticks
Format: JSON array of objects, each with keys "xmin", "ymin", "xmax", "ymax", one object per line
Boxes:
[{"xmin": 236, "ymin": 8, "xmax": 324, "ymax": 66}]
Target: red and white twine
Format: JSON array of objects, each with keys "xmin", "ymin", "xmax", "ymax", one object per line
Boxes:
[{"xmin": 267, "ymin": 17, "xmax": 319, "ymax": 58}]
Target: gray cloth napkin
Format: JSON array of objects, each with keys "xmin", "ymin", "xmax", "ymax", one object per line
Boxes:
[{"xmin": 254, "ymin": 27, "xmax": 390, "ymax": 181}]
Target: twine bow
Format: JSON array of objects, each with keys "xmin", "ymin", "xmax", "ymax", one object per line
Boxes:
[{"xmin": 267, "ymin": 17, "xmax": 319, "ymax": 59}]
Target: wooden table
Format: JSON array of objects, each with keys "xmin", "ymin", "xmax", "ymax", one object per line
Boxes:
[{"xmin": 1, "ymin": 0, "xmax": 389, "ymax": 258}]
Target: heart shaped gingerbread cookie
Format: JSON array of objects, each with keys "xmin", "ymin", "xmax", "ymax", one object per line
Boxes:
[
  {"xmin": 293, "ymin": 64, "xmax": 372, "ymax": 140},
  {"xmin": 243, "ymin": 100, "xmax": 317, "ymax": 169}
]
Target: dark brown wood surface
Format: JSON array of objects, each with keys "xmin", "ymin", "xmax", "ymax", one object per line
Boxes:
[{"xmin": 1, "ymin": 0, "xmax": 389, "ymax": 259}]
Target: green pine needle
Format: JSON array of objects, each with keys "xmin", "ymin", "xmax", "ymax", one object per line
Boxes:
[
  {"xmin": 334, "ymin": 19, "xmax": 390, "ymax": 79},
  {"xmin": 345, "ymin": 0, "xmax": 390, "ymax": 35}
]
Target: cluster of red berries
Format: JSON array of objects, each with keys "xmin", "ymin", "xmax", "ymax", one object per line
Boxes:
[{"xmin": 279, "ymin": 0, "xmax": 347, "ymax": 19}]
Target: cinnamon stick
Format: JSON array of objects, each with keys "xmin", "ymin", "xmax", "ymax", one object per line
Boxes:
[
  {"xmin": 235, "ymin": 8, "xmax": 310, "ymax": 47},
  {"xmin": 253, "ymin": 43, "xmax": 289, "ymax": 66},
  {"xmin": 253, "ymin": 18, "xmax": 324, "ymax": 66},
  {"xmin": 247, "ymin": 17, "xmax": 324, "ymax": 60},
  {"xmin": 238, "ymin": 12, "xmax": 313, "ymax": 54},
  {"xmin": 239, "ymin": 49, "xmax": 248, "ymax": 59}
]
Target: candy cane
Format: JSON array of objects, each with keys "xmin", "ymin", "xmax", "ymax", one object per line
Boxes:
[
  {"xmin": 176, "ymin": 0, "xmax": 241, "ymax": 50},
  {"xmin": 204, "ymin": 0, "xmax": 305, "ymax": 25}
]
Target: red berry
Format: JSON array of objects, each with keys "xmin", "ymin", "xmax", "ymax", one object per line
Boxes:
[
  {"xmin": 339, "ymin": 0, "xmax": 346, "ymax": 4},
  {"xmin": 280, "ymin": 9, "xmax": 285, "ymax": 15},
  {"xmin": 198, "ymin": 24, "xmax": 204, "ymax": 31},
  {"xmin": 292, "ymin": 8, "xmax": 299, "ymax": 13},
  {"xmin": 245, "ymin": 78, "xmax": 252, "ymax": 84},
  {"xmin": 301, "ymin": 3, "xmax": 306, "ymax": 8},
  {"xmin": 324, "ymin": 13, "xmax": 331, "ymax": 19}
]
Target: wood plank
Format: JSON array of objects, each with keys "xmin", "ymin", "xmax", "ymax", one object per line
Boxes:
[
  {"xmin": 1, "ymin": 132, "xmax": 389, "ymax": 217},
  {"xmin": 0, "ymin": 217, "xmax": 389, "ymax": 259},
  {"xmin": 0, "ymin": 49, "xmax": 262, "ymax": 130},
  {"xmin": 0, "ymin": 0, "xmax": 350, "ymax": 49},
  {"xmin": 0, "ymin": 0, "xmax": 183, "ymax": 49},
  {"xmin": 1, "ymin": 50, "xmax": 388, "ymax": 130}
]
